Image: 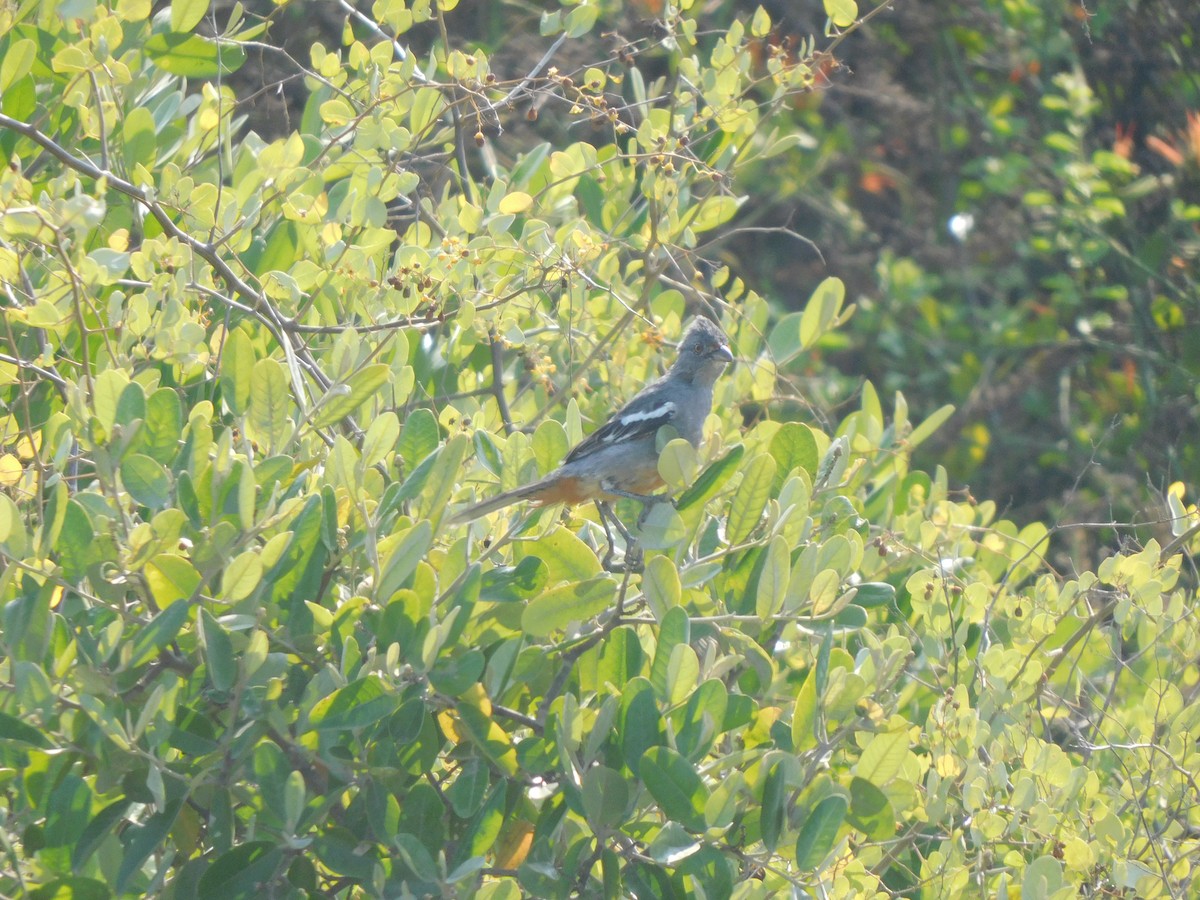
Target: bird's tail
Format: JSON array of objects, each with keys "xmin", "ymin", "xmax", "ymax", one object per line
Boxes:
[{"xmin": 446, "ymin": 478, "xmax": 551, "ymax": 525}]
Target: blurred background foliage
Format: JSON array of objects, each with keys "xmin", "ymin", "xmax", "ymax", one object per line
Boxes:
[{"xmin": 228, "ymin": 0, "xmax": 1200, "ymax": 564}]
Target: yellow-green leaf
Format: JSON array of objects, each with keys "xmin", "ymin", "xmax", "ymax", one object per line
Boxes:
[
  {"xmin": 171, "ymin": 0, "xmax": 211, "ymax": 33},
  {"xmin": 0, "ymin": 38, "xmax": 35, "ymax": 93},
  {"xmin": 248, "ymin": 357, "xmax": 291, "ymax": 454},
  {"xmin": 221, "ymin": 550, "xmax": 263, "ymax": 602},
  {"xmin": 728, "ymin": 453, "xmax": 775, "ymax": 544},
  {"xmin": 755, "ymin": 535, "xmax": 790, "ymax": 619},
  {"xmin": 824, "ymin": 0, "xmax": 858, "ymax": 28},
  {"xmin": 498, "ymin": 191, "xmax": 533, "ymax": 215},
  {"xmin": 522, "ymin": 576, "xmax": 616, "ymax": 637},
  {"xmin": 854, "ymin": 728, "xmax": 908, "ymax": 786}
]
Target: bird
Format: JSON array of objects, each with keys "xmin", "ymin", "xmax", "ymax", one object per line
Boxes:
[{"xmin": 449, "ymin": 317, "xmax": 735, "ymax": 569}]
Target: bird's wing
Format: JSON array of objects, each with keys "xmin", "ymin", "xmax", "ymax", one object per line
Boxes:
[{"xmin": 563, "ymin": 380, "xmax": 678, "ymax": 464}]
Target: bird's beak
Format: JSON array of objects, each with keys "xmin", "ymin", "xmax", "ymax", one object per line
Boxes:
[{"xmin": 715, "ymin": 343, "xmax": 734, "ymax": 364}]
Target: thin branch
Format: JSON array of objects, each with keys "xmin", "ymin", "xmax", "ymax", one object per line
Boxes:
[
  {"xmin": 492, "ymin": 33, "xmax": 568, "ymax": 116},
  {"xmin": 0, "ymin": 112, "xmax": 317, "ymax": 417},
  {"xmin": 436, "ymin": 4, "xmax": 476, "ymax": 206},
  {"xmin": 489, "ymin": 329, "xmax": 515, "ymax": 434},
  {"xmin": 336, "ymin": 0, "xmax": 427, "ymax": 80}
]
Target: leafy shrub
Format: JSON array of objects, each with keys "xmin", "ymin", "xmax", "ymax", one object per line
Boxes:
[{"xmin": 1, "ymin": 2, "xmax": 1199, "ymax": 898}]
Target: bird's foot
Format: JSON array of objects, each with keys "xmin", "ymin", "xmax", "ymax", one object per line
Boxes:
[{"xmin": 602, "ymin": 544, "xmax": 644, "ymax": 574}]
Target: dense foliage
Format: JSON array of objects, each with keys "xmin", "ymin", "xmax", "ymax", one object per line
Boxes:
[{"xmin": 1, "ymin": 1, "xmax": 1199, "ymax": 898}]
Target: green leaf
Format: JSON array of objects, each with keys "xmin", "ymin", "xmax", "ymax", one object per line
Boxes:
[
  {"xmin": 676, "ymin": 846, "xmax": 734, "ymax": 897},
  {"xmin": 619, "ymin": 678, "xmax": 661, "ymax": 776},
  {"xmin": 28, "ymin": 879, "xmax": 111, "ymax": 900},
  {"xmin": 121, "ymin": 105, "xmax": 157, "ymax": 173},
  {"xmin": 416, "ymin": 435, "xmax": 467, "ymax": 526},
  {"xmin": 760, "ymin": 760, "xmax": 786, "ymax": 851},
  {"xmin": 199, "ymin": 609, "xmax": 237, "ymax": 692},
  {"xmin": 115, "ymin": 382, "xmax": 146, "ymax": 428},
  {"xmin": 521, "ymin": 576, "xmax": 616, "ymax": 637},
  {"xmin": 755, "ymin": 535, "xmax": 790, "ymax": 619},
  {"xmin": 770, "ymin": 422, "xmax": 819, "ymax": 486},
  {"xmin": 377, "ymin": 521, "xmax": 433, "ymax": 600},
  {"xmin": 657, "ymin": 437, "xmax": 699, "ymax": 492},
  {"xmin": 398, "ymin": 408, "xmax": 440, "ymax": 466},
  {"xmin": 847, "ymin": 776, "xmax": 894, "ymax": 840},
  {"xmin": 853, "ymin": 581, "xmax": 895, "ymax": 608},
  {"xmin": 649, "ymin": 606, "xmax": 690, "ymax": 700},
  {"xmin": 645, "ymin": 821, "xmax": 700, "ymax": 865},
  {"xmin": 727, "ymin": 453, "xmax": 775, "ymax": 544},
  {"xmin": 248, "ymin": 357, "xmax": 292, "ymax": 454},
  {"xmin": 833, "ymin": 604, "xmax": 867, "ymax": 630},
  {"xmin": 0, "ymin": 38, "xmax": 35, "ymax": 93},
  {"xmin": 409, "ymin": 85, "xmax": 445, "ymax": 134},
  {"xmin": 766, "ymin": 312, "xmax": 804, "ymax": 365},
  {"xmin": 171, "ymin": 0, "xmax": 211, "ymax": 33},
  {"xmin": 220, "ymin": 550, "xmax": 263, "ymax": 602},
  {"xmin": 854, "ymin": 728, "xmax": 908, "ymax": 786},
  {"xmin": 219, "ymin": 329, "xmax": 255, "ymax": 416},
  {"xmin": 447, "ymin": 758, "xmax": 490, "ymax": 818},
  {"xmin": 0, "ymin": 709, "xmax": 51, "ymax": 747},
  {"xmin": 794, "ymin": 794, "xmax": 847, "ymax": 870},
  {"xmin": 582, "ymin": 765, "xmax": 629, "ymax": 831},
  {"xmin": 588, "ymin": 625, "xmax": 643, "ymax": 693},
  {"xmin": 127, "ymin": 600, "xmax": 190, "ymax": 669},
  {"xmin": 522, "ymin": 526, "xmax": 601, "ymax": 583},
  {"xmin": 563, "ymin": 3, "xmax": 598, "ymax": 38},
  {"xmin": 363, "ymin": 411, "xmax": 400, "ymax": 468},
  {"xmin": 71, "ymin": 799, "xmax": 132, "ymax": 874},
  {"xmin": 814, "ymin": 628, "xmax": 833, "ymax": 697},
  {"xmin": 55, "ymin": 499, "xmax": 94, "ymax": 579},
  {"xmin": 197, "ymin": 842, "xmax": 281, "ymax": 900},
  {"xmin": 144, "ymin": 32, "xmax": 246, "ymax": 77},
  {"xmin": 678, "ymin": 444, "xmax": 744, "ymax": 512},
  {"xmin": 532, "ymin": 418, "xmax": 569, "ymax": 474},
  {"xmin": 453, "ymin": 782, "xmax": 501, "ymax": 859},
  {"xmin": 428, "ymin": 647, "xmax": 484, "ymax": 696},
  {"xmin": 143, "ymin": 554, "xmax": 201, "ymax": 606},
  {"xmin": 248, "ymin": 220, "xmax": 298, "ymax": 277},
  {"xmin": 394, "ymin": 833, "xmax": 439, "ymax": 882},
  {"xmin": 751, "ymin": 5, "xmax": 771, "ymax": 37},
  {"xmin": 454, "ymin": 702, "xmax": 519, "ymax": 776},
  {"xmin": 473, "ymin": 428, "xmax": 504, "ymax": 476},
  {"xmin": 665, "ymin": 643, "xmax": 699, "ymax": 707},
  {"xmin": 44, "ymin": 773, "xmax": 91, "ymax": 847},
  {"xmin": 907, "ymin": 403, "xmax": 955, "ymax": 450},
  {"xmin": 639, "ymin": 746, "xmax": 707, "ymax": 832},
  {"xmin": 1022, "ymin": 855, "xmax": 1065, "ymax": 896},
  {"xmin": 311, "ymin": 364, "xmax": 392, "ymax": 429},
  {"xmin": 636, "ymin": 500, "xmax": 688, "ymax": 550},
  {"xmin": 121, "ymin": 454, "xmax": 171, "ymax": 509},
  {"xmin": 308, "ymin": 676, "xmax": 399, "ymax": 731},
  {"xmin": 676, "ymin": 679, "xmax": 727, "ymax": 761},
  {"xmin": 690, "ymin": 195, "xmax": 741, "ymax": 234},
  {"xmin": 824, "ymin": 0, "xmax": 858, "ymax": 28},
  {"xmin": 642, "ymin": 555, "xmax": 681, "ymax": 620},
  {"xmin": 139, "ymin": 388, "xmax": 183, "ymax": 464},
  {"xmin": 0, "ymin": 492, "xmax": 25, "ymax": 554},
  {"xmin": 116, "ymin": 799, "xmax": 182, "ymax": 893},
  {"xmin": 479, "ymin": 556, "xmax": 548, "ymax": 602},
  {"xmin": 799, "ymin": 277, "xmax": 847, "ymax": 350}
]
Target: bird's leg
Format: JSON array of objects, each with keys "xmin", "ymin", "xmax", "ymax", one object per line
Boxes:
[
  {"xmin": 595, "ymin": 501, "xmax": 643, "ymax": 573},
  {"xmin": 594, "ymin": 500, "xmax": 618, "ymax": 571},
  {"xmin": 599, "ymin": 482, "xmax": 670, "ymax": 530}
]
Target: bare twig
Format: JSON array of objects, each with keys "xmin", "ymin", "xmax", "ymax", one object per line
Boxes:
[{"xmin": 489, "ymin": 329, "xmax": 516, "ymax": 434}]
